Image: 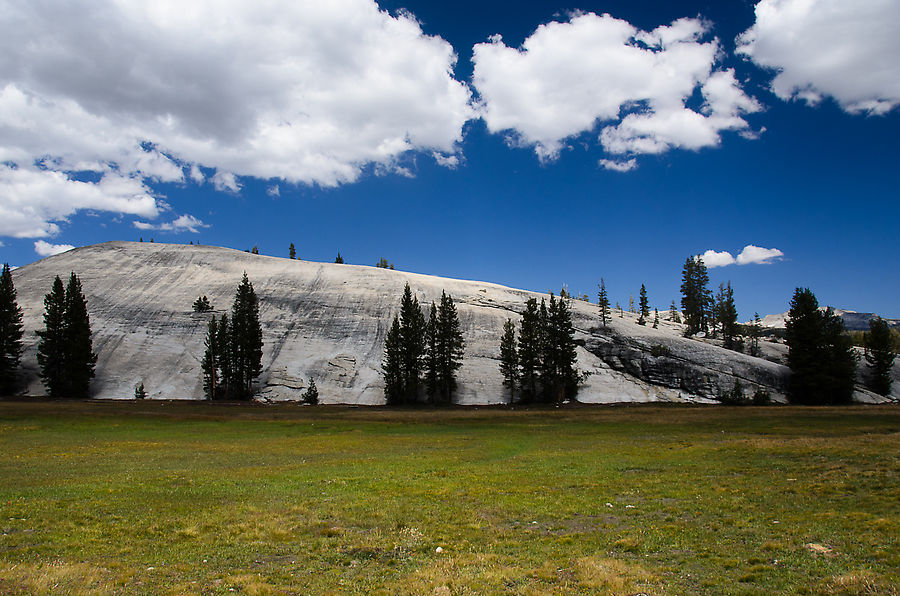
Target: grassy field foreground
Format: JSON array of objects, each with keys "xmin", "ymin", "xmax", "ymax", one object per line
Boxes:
[{"xmin": 0, "ymin": 401, "xmax": 898, "ymax": 595}]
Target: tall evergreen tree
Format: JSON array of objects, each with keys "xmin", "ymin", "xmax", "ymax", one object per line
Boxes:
[
  {"xmin": 423, "ymin": 301, "xmax": 439, "ymax": 402},
  {"xmin": 749, "ymin": 312, "xmax": 762, "ymax": 356},
  {"xmin": 517, "ymin": 298, "xmax": 542, "ymax": 404},
  {"xmin": 216, "ymin": 313, "xmax": 231, "ymax": 398},
  {"xmin": 499, "ymin": 318, "xmax": 518, "ymax": 401},
  {"xmin": 201, "ymin": 316, "xmax": 219, "ymax": 399},
  {"xmin": 289, "ymin": 243, "xmax": 296, "ymax": 259},
  {"xmin": 669, "ymin": 300, "xmax": 681, "ymax": 323},
  {"xmin": 228, "ymin": 273, "xmax": 263, "ymax": 399},
  {"xmin": 680, "ymin": 256, "xmax": 712, "ymax": 335},
  {"xmin": 637, "ymin": 284, "xmax": 649, "ymax": 326},
  {"xmin": 864, "ymin": 317, "xmax": 895, "ymax": 396},
  {"xmin": 719, "ymin": 282, "xmax": 738, "ymax": 349},
  {"xmin": 434, "ymin": 291, "xmax": 465, "ymax": 404},
  {"xmin": 382, "ymin": 317, "xmax": 403, "ymax": 405},
  {"xmin": 597, "ymin": 278, "xmax": 610, "ymax": 328},
  {"xmin": 786, "ymin": 288, "xmax": 857, "ymax": 404},
  {"xmin": 544, "ymin": 295, "xmax": 578, "ymax": 403},
  {"xmin": 398, "ymin": 283, "xmax": 426, "ymax": 404},
  {"xmin": 0, "ymin": 263, "xmax": 24, "ymax": 394},
  {"xmin": 36, "ymin": 276, "xmax": 67, "ymax": 397},
  {"xmin": 63, "ymin": 273, "xmax": 97, "ymax": 398}
]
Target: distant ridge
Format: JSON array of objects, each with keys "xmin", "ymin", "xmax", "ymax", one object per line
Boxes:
[{"xmin": 754, "ymin": 308, "xmax": 900, "ymax": 331}]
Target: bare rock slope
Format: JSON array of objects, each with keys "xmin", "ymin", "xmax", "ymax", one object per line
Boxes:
[{"xmin": 10, "ymin": 241, "xmax": 793, "ymax": 404}]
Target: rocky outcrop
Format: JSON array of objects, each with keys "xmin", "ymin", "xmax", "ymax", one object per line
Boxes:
[{"xmin": 8, "ymin": 241, "xmax": 799, "ymax": 404}]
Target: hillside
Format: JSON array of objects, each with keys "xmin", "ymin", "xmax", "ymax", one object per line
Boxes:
[{"xmin": 2, "ymin": 241, "xmax": 866, "ymax": 404}]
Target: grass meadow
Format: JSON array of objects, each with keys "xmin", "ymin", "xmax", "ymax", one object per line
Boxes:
[{"xmin": 1, "ymin": 400, "xmax": 898, "ymax": 594}]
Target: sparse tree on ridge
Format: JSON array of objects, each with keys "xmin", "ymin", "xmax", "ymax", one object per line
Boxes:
[
  {"xmin": 597, "ymin": 278, "xmax": 610, "ymax": 329},
  {"xmin": 334, "ymin": 252, "xmax": 344, "ymax": 264},
  {"xmin": 376, "ymin": 258, "xmax": 390, "ymax": 269},
  {"xmin": 669, "ymin": 300, "xmax": 681, "ymax": 323},
  {"xmin": 653, "ymin": 308, "xmax": 659, "ymax": 329},
  {"xmin": 637, "ymin": 284, "xmax": 649, "ymax": 326},
  {"xmin": 628, "ymin": 293, "xmax": 635, "ymax": 314},
  {"xmin": 289, "ymin": 243, "xmax": 296, "ymax": 259},
  {"xmin": 499, "ymin": 318, "xmax": 518, "ymax": 401},
  {"xmin": 749, "ymin": 312, "xmax": 762, "ymax": 356},
  {"xmin": 251, "ymin": 246, "xmax": 259, "ymax": 255},
  {"xmin": 134, "ymin": 382, "xmax": 146, "ymax": 400},
  {"xmin": 0, "ymin": 263, "xmax": 24, "ymax": 395},
  {"xmin": 864, "ymin": 317, "xmax": 895, "ymax": 396}
]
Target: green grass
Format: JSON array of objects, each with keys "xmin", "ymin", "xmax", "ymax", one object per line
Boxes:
[{"xmin": 1, "ymin": 400, "xmax": 898, "ymax": 595}]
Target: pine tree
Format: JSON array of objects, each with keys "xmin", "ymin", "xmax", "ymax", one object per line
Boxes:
[
  {"xmin": 251, "ymin": 245, "xmax": 259, "ymax": 255},
  {"xmin": 303, "ymin": 378, "xmax": 319, "ymax": 404},
  {"xmin": 289, "ymin": 243, "xmax": 296, "ymax": 259},
  {"xmin": 334, "ymin": 252, "xmax": 344, "ymax": 264},
  {"xmin": 499, "ymin": 318, "xmax": 518, "ymax": 401},
  {"xmin": 201, "ymin": 316, "xmax": 219, "ymax": 399},
  {"xmin": 376, "ymin": 258, "xmax": 389, "ymax": 268},
  {"xmin": 786, "ymin": 288, "xmax": 857, "ymax": 404},
  {"xmin": 680, "ymin": 256, "xmax": 712, "ymax": 335},
  {"xmin": 719, "ymin": 282, "xmax": 738, "ymax": 349},
  {"xmin": 228, "ymin": 273, "xmax": 263, "ymax": 399},
  {"xmin": 517, "ymin": 298, "xmax": 542, "ymax": 404},
  {"xmin": 435, "ymin": 291, "xmax": 465, "ymax": 404},
  {"xmin": 653, "ymin": 308, "xmax": 659, "ymax": 329},
  {"xmin": 63, "ymin": 272, "xmax": 97, "ymax": 398},
  {"xmin": 637, "ymin": 284, "xmax": 649, "ymax": 325},
  {"xmin": 749, "ymin": 312, "xmax": 762, "ymax": 356},
  {"xmin": 669, "ymin": 300, "xmax": 681, "ymax": 323},
  {"xmin": 382, "ymin": 316, "xmax": 403, "ymax": 405},
  {"xmin": 597, "ymin": 278, "xmax": 610, "ymax": 329},
  {"xmin": 423, "ymin": 301, "xmax": 439, "ymax": 402},
  {"xmin": 36, "ymin": 276, "xmax": 67, "ymax": 397},
  {"xmin": 617, "ymin": 301, "xmax": 623, "ymax": 318},
  {"xmin": 398, "ymin": 283, "xmax": 426, "ymax": 404},
  {"xmin": 628, "ymin": 293, "xmax": 635, "ymax": 314},
  {"xmin": 864, "ymin": 317, "xmax": 895, "ymax": 396},
  {"xmin": 193, "ymin": 295, "xmax": 212, "ymax": 312},
  {"xmin": 216, "ymin": 313, "xmax": 231, "ymax": 398},
  {"xmin": 545, "ymin": 295, "xmax": 578, "ymax": 403},
  {"xmin": 0, "ymin": 263, "xmax": 24, "ymax": 394},
  {"xmin": 134, "ymin": 382, "xmax": 147, "ymax": 400}
]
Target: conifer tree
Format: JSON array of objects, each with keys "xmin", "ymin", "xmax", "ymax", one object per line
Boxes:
[
  {"xmin": 786, "ymin": 288, "xmax": 857, "ymax": 404},
  {"xmin": 628, "ymin": 293, "xmax": 635, "ymax": 314},
  {"xmin": 303, "ymin": 378, "xmax": 319, "ymax": 405},
  {"xmin": 617, "ymin": 301, "xmax": 623, "ymax": 318},
  {"xmin": 435, "ymin": 291, "xmax": 465, "ymax": 404},
  {"xmin": 201, "ymin": 316, "xmax": 219, "ymax": 399},
  {"xmin": 334, "ymin": 252, "xmax": 344, "ymax": 264},
  {"xmin": 749, "ymin": 312, "xmax": 762, "ymax": 356},
  {"xmin": 376, "ymin": 258, "xmax": 389, "ymax": 269},
  {"xmin": 865, "ymin": 317, "xmax": 895, "ymax": 396},
  {"xmin": 423, "ymin": 301, "xmax": 439, "ymax": 401},
  {"xmin": 398, "ymin": 283, "xmax": 426, "ymax": 404},
  {"xmin": 719, "ymin": 282, "xmax": 738, "ymax": 349},
  {"xmin": 499, "ymin": 318, "xmax": 518, "ymax": 401},
  {"xmin": 193, "ymin": 295, "xmax": 212, "ymax": 312},
  {"xmin": 36, "ymin": 276, "xmax": 67, "ymax": 397},
  {"xmin": 63, "ymin": 273, "xmax": 97, "ymax": 398},
  {"xmin": 669, "ymin": 300, "xmax": 681, "ymax": 323},
  {"xmin": 216, "ymin": 313, "xmax": 231, "ymax": 398},
  {"xmin": 134, "ymin": 382, "xmax": 147, "ymax": 399},
  {"xmin": 653, "ymin": 308, "xmax": 659, "ymax": 329},
  {"xmin": 637, "ymin": 284, "xmax": 649, "ymax": 325},
  {"xmin": 0, "ymin": 263, "xmax": 24, "ymax": 394},
  {"xmin": 517, "ymin": 298, "xmax": 542, "ymax": 403},
  {"xmin": 597, "ymin": 278, "xmax": 610, "ymax": 329},
  {"xmin": 680, "ymin": 256, "xmax": 712, "ymax": 335},
  {"xmin": 228, "ymin": 273, "xmax": 263, "ymax": 399},
  {"xmin": 544, "ymin": 295, "xmax": 578, "ymax": 403},
  {"xmin": 289, "ymin": 243, "xmax": 296, "ymax": 259},
  {"xmin": 382, "ymin": 317, "xmax": 403, "ymax": 405},
  {"xmin": 251, "ymin": 246, "xmax": 259, "ymax": 255}
]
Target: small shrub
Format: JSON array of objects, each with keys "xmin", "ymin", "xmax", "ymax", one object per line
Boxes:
[
  {"xmin": 134, "ymin": 382, "xmax": 146, "ymax": 400},
  {"xmin": 752, "ymin": 387, "xmax": 771, "ymax": 405}
]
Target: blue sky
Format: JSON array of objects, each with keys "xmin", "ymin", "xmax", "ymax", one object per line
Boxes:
[{"xmin": 1, "ymin": 0, "xmax": 898, "ymax": 319}]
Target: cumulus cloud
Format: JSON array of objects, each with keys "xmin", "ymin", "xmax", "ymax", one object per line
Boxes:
[
  {"xmin": 34, "ymin": 240, "xmax": 75, "ymax": 256},
  {"xmin": 134, "ymin": 214, "xmax": 208, "ymax": 234},
  {"xmin": 701, "ymin": 245, "xmax": 784, "ymax": 268},
  {"xmin": 472, "ymin": 13, "xmax": 760, "ymax": 163},
  {"xmin": 598, "ymin": 158, "xmax": 637, "ymax": 172},
  {"xmin": 212, "ymin": 172, "xmax": 241, "ymax": 194},
  {"xmin": 0, "ymin": 0, "xmax": 473, "ymax": 238},
  {"xmin": 737, "ymin": 0, "xmax": 900, "ymax": 114},
  {"xmin": 736, "ymin": 244, "xmax": 784, "ymax": 265},
  {"xmin": 267, "ymin": 185, "xmax": 280, "ymax": 198}
]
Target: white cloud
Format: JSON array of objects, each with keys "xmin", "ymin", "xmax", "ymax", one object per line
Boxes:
[
  {"xmin": 134, "ymin": 214, "xmax": 207, "ymax": 233},
  {"xmin": 598, "ymin": 158, "xmax": 637, "ymax": 172},
  {"xmin": 212, "ymin": 171, "xmax": 241, "ymax": 194},
  {"xmin": 0, "ymin": 0, "xmax": 474, "ymax": 238},
  {"xmin": 472, "ymin": 13, "xmax": 759, "ymax": 163},
  {"xmin": 736, "ymin": 244, "xmax": 783, "ymax": 265},
  {"xmin": 701, "ymin": 249, "xmax": 736, "ymax": 268},
  {"xmin": 701, "ymin": 245, "xmax": 784, "ymax": 268},
  {"xmin": 737, "ymin": 0, "xmax": 900, "ymax": 114},
  {"xmin": 34, "ymin": 240, "xmax": 75, "ymax": 256},
  {"xmin": 267, "ymin": 184, "xmax": 280, "ymax": 198},
  {"xmin": 0, "ymin": 164, "xmax": 158, "ymax": 238}
]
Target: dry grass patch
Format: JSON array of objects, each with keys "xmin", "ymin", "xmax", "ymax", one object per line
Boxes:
[
  {"xmin": 574, "ymin": 556, "xmax": 661, "ymax": 594},
  {"xmin": 0, "ymin": 560, "xmax": 121, "ymax": 595}
]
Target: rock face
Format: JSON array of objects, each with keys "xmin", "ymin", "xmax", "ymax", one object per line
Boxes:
[{"xmin": 7, "ymin": 241, "xmax": 799, "ymax": 403}]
